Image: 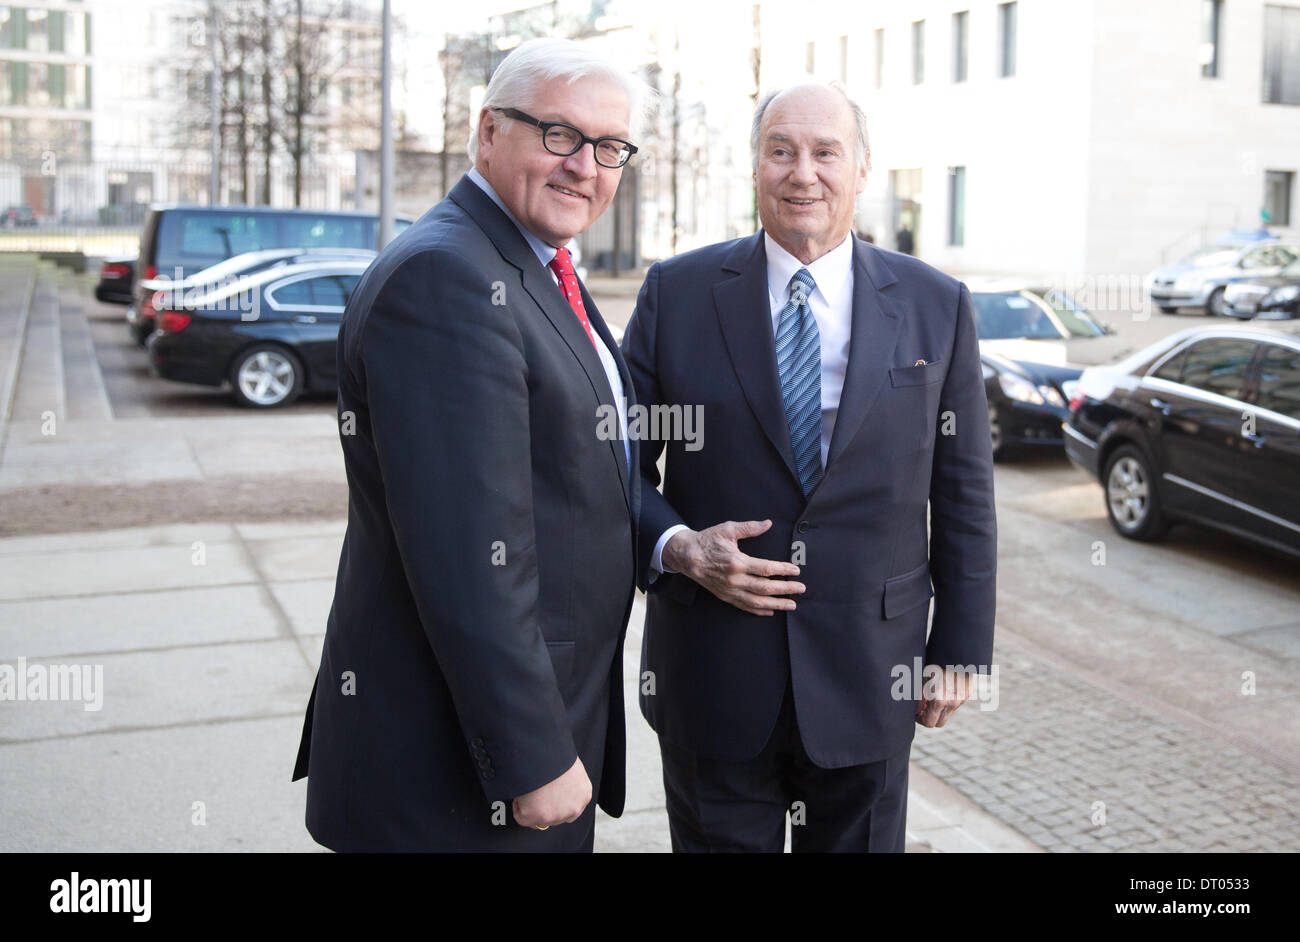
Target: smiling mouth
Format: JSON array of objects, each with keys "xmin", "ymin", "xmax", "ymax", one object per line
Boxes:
[
  {"xmin": 783, "ymin": 197, "xmax": 820, "ymax": 206},
  {"xmin": 549, "ymin": 184, "xmax": 589, "ymax": 200}
]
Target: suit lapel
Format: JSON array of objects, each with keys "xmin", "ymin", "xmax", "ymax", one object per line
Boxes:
[
  {"xmin": 448, "ymin": 175, "xmax": 633, "ymax": 516},
  {"xmin": 825, "ymin": 237, "xmax": 906, "ymax": 469},
  {"xmin": 713, "ymin": 233, "xmax": 800, "ymax": 484},
  {"xmin": 581, "ymin": 281, "xmax": 635, "ymax": 517}
]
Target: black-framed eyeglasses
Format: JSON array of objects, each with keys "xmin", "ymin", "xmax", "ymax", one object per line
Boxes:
[{"xmin": 494, "ymin": 107, "xmax": 638, "ymax": 169}]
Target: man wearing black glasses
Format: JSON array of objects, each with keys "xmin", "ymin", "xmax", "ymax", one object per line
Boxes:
[{"xmin": 292, "ymin": 38, "xmax": 649, "ymax": 852}]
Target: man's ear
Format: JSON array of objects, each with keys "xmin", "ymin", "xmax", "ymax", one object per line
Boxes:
[
  {"xmin": 477, "ymin": 108, "xmax": 498, "ymax": 161},
  {"xmin": 856, "ymin": 158, "xmax": 869, "ymax": 195}
]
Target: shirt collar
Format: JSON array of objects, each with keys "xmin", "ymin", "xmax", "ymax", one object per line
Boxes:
[
  {"xmin": 467, "ymin": 167, "xmax": 558, "ymax": 268},
  {"xmin": 764, "ymin": 231, "xmax": 854, "ymax": 310}
]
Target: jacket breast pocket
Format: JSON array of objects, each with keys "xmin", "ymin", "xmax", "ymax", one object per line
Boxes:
[
  {"xmin": 889, "ymin": 360, "xmax": 946, "ymax": 387},
  {"xmin": 882, "ymin": 562, "xmax": 934, "ymax": 620}
]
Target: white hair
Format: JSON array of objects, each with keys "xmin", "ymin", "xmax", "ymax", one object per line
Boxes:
[
  {"xmin": 468, "ymin": 37, "xmax": 654, "ymax": 160},
  {"xmin": 750, "ymin": 83, "xmax": 870, "ymax": 172}
]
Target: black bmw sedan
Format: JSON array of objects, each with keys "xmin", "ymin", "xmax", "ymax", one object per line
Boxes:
[
  {"xmin": 1065, "ymin": 323, "xmax": 1300, "ymax": 558},
  {"xmin": 146, "ymin": 257, "xmax": 372, "ymax": 408}
]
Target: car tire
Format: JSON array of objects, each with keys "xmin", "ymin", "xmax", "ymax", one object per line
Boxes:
[
  {"xmin": 1103, "ymin": 444, "xmax": 1168, "ymax": 541},
  {"xmin": 1205, "ymin": 287, "xmax": 1226, "ymax": 317},
  {"xmin": 988, "ymin": 402, "xmax": 1006, "ymax": 461},
  {"xmin": 229, "ymin": 344, "xmax": 303, "ymax": 408}
]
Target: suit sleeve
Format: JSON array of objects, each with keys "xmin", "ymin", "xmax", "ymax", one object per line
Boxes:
[
  {"xmin": 621, "ymin": 261, "xmax": 688, "ymax": 591},
  {"xmin": 356, "ymin": 249, "xmax": 576, "ymax": 804},
  {"xmin": 925, "ymin": 281, "xmax": 997, "ymax": 670}
]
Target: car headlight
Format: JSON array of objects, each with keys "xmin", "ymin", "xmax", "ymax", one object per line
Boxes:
[
  {"xmin": 1039, "ymin": 385, "xmax": 1066, "ymax": 407},
  {"xmin": 998, "ymin": 372, "xmax": 1045, "ymax": 405},
  {"xmin": 1266, "ymin": 285, "xmax": 1300, "ymax": 304}
]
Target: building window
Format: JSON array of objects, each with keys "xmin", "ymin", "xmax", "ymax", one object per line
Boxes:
[
  {"xmin": 874, "ymin": 28, "xmax": 884, "ymax": 89},
  {"xmin": 1201, "ymin": 0, "xmax": 1222, "ymax": 77},
  {"xmin": 998, "ymin": 1, "xmax": 1018, "ymax": 77},
  {"xmin": 838, "ymin": 35, "xmax": 849, "ymax": 85},
  {"xmin": 806, "ymin": 41, "xmax": 815, "ymax": 75},
  {"xmin": 0, "ymin": 6, "xmax": 27, "ymax": 49},
  {"xmin": 949, "ymin": 166, "xmax": 966, "ymax": 246},
  {"xmin": 1265, "ymin": 170, "xmax": 1294, "ymax": 226},
  {"xmin": 1263, "ymin": 4, "xmax": 1300, "ymax": 104},
  {"xmin": 953, "ymin": 11, "xmax": 969, "ymax": 83},
  {"xmin": 912, "ymin": 20, "xmax": 925, "ymax": 85}
]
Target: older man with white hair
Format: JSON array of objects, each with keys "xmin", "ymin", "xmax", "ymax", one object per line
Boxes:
[{"xmin": 292, "ymin": 38, "xmax": 650, "ymax": 852}]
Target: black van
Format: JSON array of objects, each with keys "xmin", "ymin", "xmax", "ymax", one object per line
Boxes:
[{"xmin": 128, "ymin": 204, "xmax": 412, "ymax": 345}]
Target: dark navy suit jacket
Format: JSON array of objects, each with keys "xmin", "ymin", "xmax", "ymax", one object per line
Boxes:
[
  {"xmin": 292, "ymin": 176, "xmax": 638, "ymax": 851},
  {"xmin": 621, "ymin": 232, "xmax": 996, "ymax": 767}
]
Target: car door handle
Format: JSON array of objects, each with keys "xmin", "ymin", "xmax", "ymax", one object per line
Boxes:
[
  {"xmin": 293, "ymin": 315, "xmax": 317, "ymax": 324},
  {"xmin": 1149, "ymin": 397, "xmax": 1171, "ymax": 416}
]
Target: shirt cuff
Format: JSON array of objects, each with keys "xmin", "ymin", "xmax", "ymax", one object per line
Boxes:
[{"xmin": 651, "ymin": 525, "xmax": 691, "ymax": 575}]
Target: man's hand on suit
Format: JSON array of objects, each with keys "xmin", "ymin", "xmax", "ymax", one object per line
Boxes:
[
  {"xmin": 915, "ymin": 667, "xmax": 975, "ymax": 728},
  {"xmin": 662, "ymin": 520, "xmax": 805, "ymax": 616},
  {"xmin": 512, "ymin": 757, "xmax": 592, "ymax": 829}
]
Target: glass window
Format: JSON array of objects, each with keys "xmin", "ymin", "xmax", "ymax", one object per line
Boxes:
[
  {"xmin": 310, "ymin": 276, "xmax": 348, "ymax": 307},
  {"xmin": 1263, "ymin": 4, "xmax": 1300, "ymax": 105},
  {"xmin": 1265, "ymin": 171, "xmax": 1294, "ymax": 227},
  {"xmin": 26, "ymin": 8, "xmax": 47, "ymax": 53},
  {"xmin": 970, "ymin": 292, "xmax": 1061, "ymax": 340},
  {"xmin": 0, "ymin": 6, "xmax": 26, "ymax": 49},
  {"xmin": 271, "ymin": 279, "xmax": 313, "ymax": 306},
  {"xmin": 952, "ymin": 11, "xmax": 969, "ymax": 83},
  {"xmin": 279, "ymin": 214, "xmax": 370, "ymax": 248},
  {"xmin": 1201, "ymin": 0, "xmax": 1222, "ymax": 78},
  {"xmin": 1152, "ymin": 350, "xmax": 1187, "ymax": 383},
  {"xmin": 948, "ymin": 166, "xmax": 965, "ymax": 246},
  {"xmin": 874, "ymin": 28, "xmax": 884, "ymax": 89},
  {"xmin": 911, "ymin": 20, "xmax": 924, "ymax": 85},
  {"xmin": 1179, "ymin": 339, "xmax": 1258, "ymax": 401},
  {"xmin": 177, "ymin": 213, "xmax": 275, "ymax": 262},
  {"xmin": 1257, "ymin": 344, "xmax": 1300, "ymax": 420},
  {"xmin": 998, "ymin": 2, "xmax": 1017, "ymax": 77}
]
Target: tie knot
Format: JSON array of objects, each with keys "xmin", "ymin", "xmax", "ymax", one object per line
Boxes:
[
  {"xmin": 788, "ymin": 268, "xmax": 814, "ymax": 305},
  {"xmin": 550, "ymin": 247, "xmax": 574, "ymax": 277}
]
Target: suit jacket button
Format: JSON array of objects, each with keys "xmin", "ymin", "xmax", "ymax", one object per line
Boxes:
[{"xmin": 797, "ymin": 521, "xmax": 810, "ymax": 533}]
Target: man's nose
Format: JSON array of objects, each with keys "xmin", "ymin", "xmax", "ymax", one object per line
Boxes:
[
  {"xmin": 789, "ymin": 152, "xmax": 818, "ymax": 185},
  {"xmin": 562, "ymin": 141, "xmax": 600, "ymax": 178}
]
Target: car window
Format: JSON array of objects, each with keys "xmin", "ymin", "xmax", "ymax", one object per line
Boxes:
[
  {"xmin": 970, "ymin": 292, "xmax": 1062, "ymax": 340},
  {"xmin": 280, "ymin": 215, "xmax": 372, "ymax": 249},
  {"xmin": 1240, "ymin": 248, "xmax": 1270, "ymax": 269},
  {"xmin": 177, "ymin": 213, "xmax": 274, "ymax": 262},
  {"xmin": 270, "ymin": 278, "xmax": 313, "ymax": 306},
  {"xmin": 1040, "ymin": 289, "xmax": 1106, "ymax": 337},
  {"xmin": 309, "ymin": 275, "xmax": 358, "ymax": 307},
  {"xmin": 1177, "ymin": 339, "xmax": 1258, "ymax": 401},
  {"xmin": 1151, "ymin": 349, "xmax": 1187, "ymax": 383},
  {"xmin": 1257, "ymin": 344, "xmax": 1300, "ymax": 421}
]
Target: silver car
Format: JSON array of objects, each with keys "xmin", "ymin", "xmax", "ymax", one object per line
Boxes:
[{"xmin": 1148, "ymin": 241, "xmax": 1300, "ymax": 316}]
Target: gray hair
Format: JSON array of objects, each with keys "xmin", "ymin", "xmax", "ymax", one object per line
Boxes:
[
  {"xmin": 469, "ymin": 37, "xmax": 655, "ymax": 161},
  {"xmin": 750, "ymin": 83, "xmax": 870, "ymax": 172}
]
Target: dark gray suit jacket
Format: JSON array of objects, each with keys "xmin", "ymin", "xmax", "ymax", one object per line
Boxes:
[
  {"xmin": 621, "ymin": 232, "xmax": 996, "ymax": 768},
  {"xmin": 292, "ymin": 176, "xmax": 638, "ymax": 851}
]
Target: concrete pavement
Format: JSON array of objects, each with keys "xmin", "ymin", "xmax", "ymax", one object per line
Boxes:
[{"xmin": 0, "ymin": 254, "xmax": 1037, "ymax": 852}]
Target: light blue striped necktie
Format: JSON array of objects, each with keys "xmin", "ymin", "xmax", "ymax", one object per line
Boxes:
[{"xmin": 775, "ymin": 267, "xmax": 823, "ymax": 497}]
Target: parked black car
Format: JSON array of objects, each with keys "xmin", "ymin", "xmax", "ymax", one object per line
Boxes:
[
  {"xmin": 1223, "ymin": 259, "xmax": 1300, "ymax": 320},
  {"xmin": 128, "ymin": 204, "xmax": 410, "ymax": 345},
  {"xmin": 969, "ymin": 283, "xmax": 1120, "ymax": 458},
  {"xmin": 1065, "ymin": 323, "xmax": 1300, "ymax": 558},
  {"xmin": 146, "ymin": 257, "xmax": 372, "ymax": 408},
  {"xmin": 94, "ymin": 257, "xmax": 136, "ymax": 304}
]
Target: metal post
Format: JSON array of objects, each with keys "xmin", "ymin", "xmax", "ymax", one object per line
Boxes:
[
  {"xmin": 208, "ymin": 1, "xmax": 219, "ymax": 205},
  {"xmin": 379, "ymin": 0, "xmax": 394, "ymax": 249}
]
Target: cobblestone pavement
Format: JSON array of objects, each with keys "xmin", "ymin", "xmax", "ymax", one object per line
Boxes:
[{"xmin": 912, "ymin": 639, "xmax": 1300, "ymax": 852}]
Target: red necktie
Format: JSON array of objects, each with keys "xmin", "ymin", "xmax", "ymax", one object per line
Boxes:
[{"xmin": 548, "ymin": 247, "xmax": 598, "ymax": 350}]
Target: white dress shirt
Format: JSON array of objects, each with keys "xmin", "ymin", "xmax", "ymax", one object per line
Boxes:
[
  {"xmin": 651, "ymin": 232, "xmax": 856, "ymax": 574},
  {"xmin": 467, "ymin": 168, "xmax": 630, "ymax": 472}
]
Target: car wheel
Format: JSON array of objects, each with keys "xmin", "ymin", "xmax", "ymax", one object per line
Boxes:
[
  {"xmin": 988, "ymin": 403, "xmax": 1005, "ymax": 461},
  {"xmin": 1205, "ymin": 287, "xmax": 1226, "ymax": 317},
  {"xmin": 1103, "ymin": 444, "xmax": 1168, "ymax": 541},
  {"xmin": 230, "ymin": 344, "xmax": 303, "ymax": 408}
]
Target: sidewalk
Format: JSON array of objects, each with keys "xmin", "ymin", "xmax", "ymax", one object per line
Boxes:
[{"xmin": 0, "ymin": 254, "xmax": 1040, "ymax": 852}]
